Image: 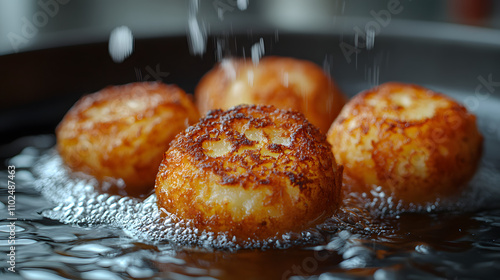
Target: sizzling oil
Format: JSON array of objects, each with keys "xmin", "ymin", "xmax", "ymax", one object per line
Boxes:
[{"xmin": 1, "ymin": 137, "xmax": 500, "ymax": 279}]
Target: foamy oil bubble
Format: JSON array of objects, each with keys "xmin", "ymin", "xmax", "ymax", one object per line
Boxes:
[
  {"xmin": 33, "ymin": 150, "xmax": 337, "ymax": 250},
  {"xmin": 32, "ymin": 149, "xmax": 500, "ymax": 251},
  {"xmin": 338, "ymin": 161, "xmax": 500, "ymax": 220}
]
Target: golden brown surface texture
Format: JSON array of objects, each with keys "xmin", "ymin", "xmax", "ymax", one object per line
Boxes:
[
  {"xmin": 56, "ymin": 82, "xmax": 200, "ymax": 196},
  {"xmin": 327, "ymin": 82, "xmax": 483, "ymax": 206},
  {"xmin": 155, "ymin": 104, "xmax": 343, "ymax": 240},
  {"xmin": 195, "ymin": 56, "xmax": 346, "ymax": 133}
]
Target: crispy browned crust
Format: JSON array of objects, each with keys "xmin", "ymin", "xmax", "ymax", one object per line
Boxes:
[
  {"xmin": 56, "ymin": 82, "xmax": 200, "ymax": 196},
  {"xmin": 195, "ymin": 56, "xmax": 346, "ymax": 133},
  {"xmin": 155, "ymin": 104, "xmax": 342, "ymax": 239},
  {"xmin": 327, "ymin": 82, "xmax": 483, "ymax": 205}
]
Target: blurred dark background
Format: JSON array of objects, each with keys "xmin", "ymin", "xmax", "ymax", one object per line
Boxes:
[{"xmin": 1, "ymin": 0, "xmax": 499, "ymax": 56}]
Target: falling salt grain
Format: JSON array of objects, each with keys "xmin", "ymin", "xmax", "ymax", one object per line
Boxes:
[
  {"xmin": 187, "ymin": 0, "xmax": 206, "ymax": 56},
  {"xmin": 237, "ymin": 0, "xmax": 248, "ymax": 10},
  {"xmin": 221, "ymin": 59, "xmax": 237, "ymax": 80},
  {"xmin": 366, "ymin": 26, "xmax": 376, "ymax": 50},
  {"xmin": 108, "ymin": 26, "xmax": 134, "ymax": 63},
  {"xmin": 251, "ymin": 38, "xmax": 265, "ymax": 65}
]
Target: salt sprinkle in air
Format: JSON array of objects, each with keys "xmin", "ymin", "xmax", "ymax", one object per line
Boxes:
[
  {"xmin": 187, "ymin": 0, "xmax": 207, "ymax": 56},
  {"xmin": 237, "ymin": 0, "xmax": 248, "ymax": 10},
  {"xmin": 108, "ymin": 26, "xmax": 134, "ymax": 63},
  {"xmin": 251, "ymin": 38, "xmax": 265, "ymax": 65}
]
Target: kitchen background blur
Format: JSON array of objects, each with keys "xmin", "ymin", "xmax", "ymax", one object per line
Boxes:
[{"xmin": 1, "ymin": 0, "xmax": 500, "ymax": 56}]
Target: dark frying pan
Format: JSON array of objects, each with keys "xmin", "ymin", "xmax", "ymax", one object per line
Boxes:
[{"xmin": 1, "ymin": 17, "xmax": 500, "ymax": 280}]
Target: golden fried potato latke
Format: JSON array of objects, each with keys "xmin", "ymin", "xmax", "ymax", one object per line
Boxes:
[
  {"xmin": 195, "ymin": 56, "xmax": 346, "ymax": 133},
  {"xmin": 327, "ymin": 82, "xmax": 483, "ymax": 206},
  {"xmin": 56, "ymin": 82, "xmax": 200, "ymax": 196},
  {"xmin": 155, "ymin": 104, "xmax": 343, "ymax": 240}
]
